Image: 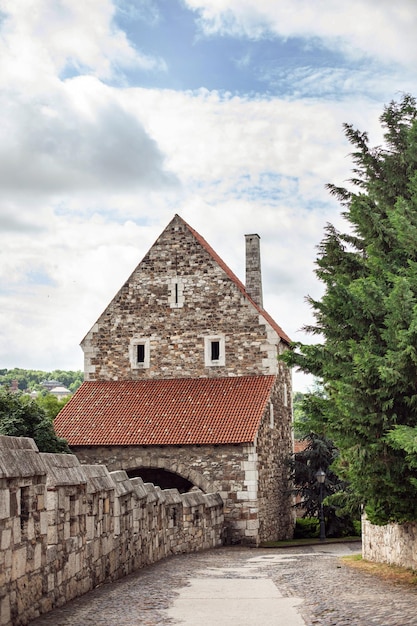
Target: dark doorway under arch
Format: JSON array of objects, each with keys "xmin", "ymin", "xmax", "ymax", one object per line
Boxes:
[{"xmin": 127, "ymin": 467, "xmax": 194, "ymax": 493}]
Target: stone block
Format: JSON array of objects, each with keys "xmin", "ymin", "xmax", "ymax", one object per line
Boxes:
[
  {"xmin": 1, "ymin": 528, "xmax": 11, "ymax": 550},
  {"xmin": 37, "ymin": 493, "xmax": 45, "ymax": 511},
  {"xmin": 236, "ymin": 491, "xmax": 258, "ymax": 501},
  {"xmin": 86, "ymin": 516, "xmax": 95, "ymax": 540},
  {"xmin": 33, "ymin": 542, "xmax": 43, "ymax": 570},
  {"xmin": 0, "ymin": 490, "xmax": 10, "ymax": 519},
  {"xmin": 246, "ymin": 519, "xmax": 259, "ymax": 530},
  {"xmin": 242, "ymin": 461, "xmax": 257, "ymax": 472},
  {"xmin": 243, "ymin": 469, "xmax": 258, "ymax": 481},
  {"xmin": 46, "ymin": 490, "xmax": 58, "ymax": 511},
  {"xmin": 11, "ymin": 546, "xmax": 27, "ymax": 580},
  {"xmin": 27, "ymin": 518, "xmax": 35, "ymax": 540},
  {"xmin": 0, "ymin": 595, "xmax": 10, "ymax": 626},
  {"xmin": 40, "ymin": 511, "xmax": 48, "ymax": 535},
  {"xmin": 232, "ymin": 520, "xmax": 248, "ymax": 530},
  {"xmin": 47, "ymin": 525, "xmax": 58, "ymax": 545}
]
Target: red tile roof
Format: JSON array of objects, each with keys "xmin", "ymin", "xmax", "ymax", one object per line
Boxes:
[
  {"xmin": 55, "ymin": 376, "xmax": 276, "ymax": 447},
  {"xmin": 181, "ymin": 216, "xmax": 291, "ymax": 345}
]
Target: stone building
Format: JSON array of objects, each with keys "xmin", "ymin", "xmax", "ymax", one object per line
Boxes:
[{"xmin": 55, "ymin": 214, "xmax": 294, "ymax": 544}]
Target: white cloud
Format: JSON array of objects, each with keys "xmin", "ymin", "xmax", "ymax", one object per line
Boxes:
[
  {"xmin": 184, "ymin": 0, "xmax": 417, "ymax": 68},
  {"xmin": 0, "ymin": 0, "xmax": 163, "ymax": 85},
  {"xmin": 0, "ymin": 211, "xmax": 162, "ymax": 370},
  {"xmin": 0, "ymin": 1, "xmax": 177, "ymax": 229},
  {"xmin": 120, "ymin": 87, "xmax": 381, "ymax": 198}
]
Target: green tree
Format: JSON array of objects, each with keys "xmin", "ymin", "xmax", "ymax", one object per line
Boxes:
[
  {"xmin": 0, "ymin": 368, "xmax": 83, "ymax": 392},
  {"xmin": 35, "ymin": 393, "xmax": 72, "ymax": 420},
  {"xmin": 292, "ymin": 387, "xmax": 360, "ymax": 536},
  {"xmin": 284, "ymin": 94, "xmax": 417, "ymax": 525},
  {"xmin": 0, "ymin": 387, "xmax": 70, "ymax": 453},
  {"xmin": 292, "ymin": 432, "xmax": 356, "ymax": 537}
]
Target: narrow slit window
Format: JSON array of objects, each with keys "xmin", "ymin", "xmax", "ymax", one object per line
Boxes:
[
  {"xmin": 169, "ymin": 278, "xmax": 184, "ymax": 308},
  {"xmin": 211, "ymin": 340, "xmax": 220, "ymax": 361},
  {"xmin": 20, "ymin": 486, "xmax": 30, "ymax": 535}
]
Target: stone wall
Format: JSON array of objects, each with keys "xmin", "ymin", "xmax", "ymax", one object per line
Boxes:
[
  {"xmin": 362, "ymin": 516, "xmax": 417, "ymax": 570},
  {"xmin": 256, "ymin": 374, "xmax": 294, "ymax": 543},
  {"xmin": 0, "ymin": 435, "xmax": 223, "ymax": 626}
]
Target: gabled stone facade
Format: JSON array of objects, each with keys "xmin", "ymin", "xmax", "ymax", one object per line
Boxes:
[
  {"xmin": 82, "ymin": 214, "xmax": 289, "ymax": 381},
  {"xmin": 57, "ymin": 214, "xmax": 295, "ymax": 544}
]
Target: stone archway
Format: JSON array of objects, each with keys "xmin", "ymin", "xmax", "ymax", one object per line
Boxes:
[
  {"xmin": 127, "ymin": 467, "xmax": 194, "ymax": 492},
  {"xmin": 124, "ymin": 454, "xmax": 214, "ymax": 495}
]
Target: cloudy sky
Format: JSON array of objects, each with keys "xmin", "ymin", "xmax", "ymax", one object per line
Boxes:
[{"xmin": 1, "ymin": 0, "xmax": 416, "ymax": 391}]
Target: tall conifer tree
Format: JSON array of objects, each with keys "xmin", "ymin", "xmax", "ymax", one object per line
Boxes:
[{"xmin": 285, "ymin": 95, "xmax": 417, "ymax": 524}]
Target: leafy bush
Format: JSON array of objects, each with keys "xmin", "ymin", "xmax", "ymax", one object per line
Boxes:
[
  {"xmin": 0, "ymin": 387, "xmax": 69, "ymax": 453},
  {"xmin": 294, "ymin": 517, "xmax": 319, "ymax": 539}
]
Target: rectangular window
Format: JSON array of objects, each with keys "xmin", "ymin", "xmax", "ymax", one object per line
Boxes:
[
  {"xmin": 211, "ymin": 341, "xmax": 220, "ymax": 361},
  {"xmin": 130, "ymin": 338, "xmax": 150, "ymax": 369},
  {"xmin": 204, "ymin": 335, "xmax": 225, "ymax": 367},
  {"xmin": 137, "ymin": 344, "xmax": 145, "ymax": 364}
]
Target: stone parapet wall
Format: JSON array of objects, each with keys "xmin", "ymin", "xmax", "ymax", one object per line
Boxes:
[
  {"xmin": 72, "ymin": 442, "xmax": 255, "ymax": 545},
  {"xmin": 0, "ymin": 435, "xmax": 223, "ymax": 626},
  {"xmin": 362, "ymin": 516, "xmax": 417, "ymax": 570}
]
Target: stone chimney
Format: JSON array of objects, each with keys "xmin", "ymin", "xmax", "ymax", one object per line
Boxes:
[{"xmin": 245, "ymin": 233, "xmax": 263, "ymax": 308}]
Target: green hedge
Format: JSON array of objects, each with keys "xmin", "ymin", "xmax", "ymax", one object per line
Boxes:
[{"xmin": 294, "ymin": 517, "xmax": 319, "ymax": 539}]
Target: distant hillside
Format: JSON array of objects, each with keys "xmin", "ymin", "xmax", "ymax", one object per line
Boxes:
[{"xmin": 0, "ymin": 368, "xmax": 83, "ymax": 393}]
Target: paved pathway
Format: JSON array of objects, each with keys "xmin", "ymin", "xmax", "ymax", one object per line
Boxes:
[{"xmin": 30, "ymin": 542, "xmax": 417, "ymax": 625}]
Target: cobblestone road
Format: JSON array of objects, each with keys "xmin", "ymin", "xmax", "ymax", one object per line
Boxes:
[{"xmin": 30, "ymin": 542, "xmax": 417, "ymax": 626}]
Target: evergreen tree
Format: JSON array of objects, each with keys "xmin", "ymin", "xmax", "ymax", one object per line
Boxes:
[
  {"xmin": 284, "ymin": 95, "xmax": 417, "ymax": 524},
  {"xmin": 292, "ymin": 432, "xmax": 356, "ymax": 537},
  {"xmin": 292, "ymin": 387, "xmax": 359, "ymax": 536}
]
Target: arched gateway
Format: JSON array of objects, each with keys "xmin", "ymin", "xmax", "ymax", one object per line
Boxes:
[
  {"xmin": 55, "ymin": 215, "xmax": 295, "ymax": 545},
  {"xmin": 126, "ymin": 468, "xmax": 195, "ymax": 492}
]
